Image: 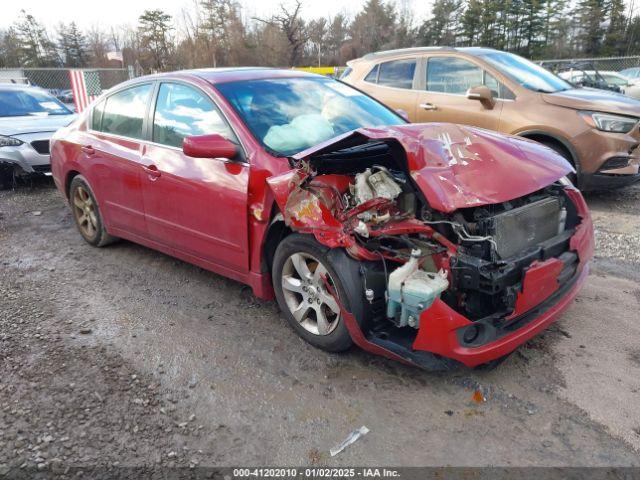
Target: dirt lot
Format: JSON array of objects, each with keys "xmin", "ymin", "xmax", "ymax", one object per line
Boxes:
[{"xmin": 1, "ymin": 180, "xmax": 640, "ymax": 471}]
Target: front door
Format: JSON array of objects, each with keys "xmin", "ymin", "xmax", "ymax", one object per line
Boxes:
[
  {"xmin": 415, "ymin": 55, "xmax": 503, "ymax": 130},
  {"xmin": 140, "ymin": 82, "xmax": 250, "ymax": 272}
]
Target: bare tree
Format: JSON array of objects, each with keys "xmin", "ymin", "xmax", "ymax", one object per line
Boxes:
[{"xmin": 255, "ymin": 1, "xmax": 308, "ymax": 66}]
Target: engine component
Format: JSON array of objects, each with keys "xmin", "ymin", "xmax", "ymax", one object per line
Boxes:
[
  {"xmin": 352, "ymin": 168, "xmax": 403, "ymax": 205},
  {"xmin": 476, "ymin": 196, "xmax": 564, "ymax": 259},
  {"xmin": 354, "ymin": 220, "xmax": 370, "ymax": 237},
  {"xmin": 386, "ymin": 249, "xmax": 449, "ymax": 329}
]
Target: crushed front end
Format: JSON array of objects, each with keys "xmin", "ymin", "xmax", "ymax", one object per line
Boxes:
[{"xmin": 268, "ymin": 124, "xmax": 594, "ymax": 370}]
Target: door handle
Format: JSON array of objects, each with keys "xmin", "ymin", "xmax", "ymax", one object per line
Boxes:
[
  {"xmin": 142, "ymin": 164, "xmax": 161, "ymax": 178},
  {"xmin": 81, "ymin": 145, "xmax": 95, "ymax": 155},
  {"xmin": 419, "ymin": 102, "xmax": 438, "ymax": 111}
]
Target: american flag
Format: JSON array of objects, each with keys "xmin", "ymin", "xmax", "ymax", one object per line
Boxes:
[{"xmin": 69, "ymin": 69, "xmax": 102, "ymax": 113}]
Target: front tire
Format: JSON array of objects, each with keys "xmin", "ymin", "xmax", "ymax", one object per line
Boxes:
[
  {"xmin": 540, "ymin": 140, "xmax": 578, "ymax": 185},
  {"xmin": 69, "ymin": 175, "xmax": 117, "ymax": 247},
  {"xmin": 272, "ymin": 234, "xmax": 355, "ymax": 352}
]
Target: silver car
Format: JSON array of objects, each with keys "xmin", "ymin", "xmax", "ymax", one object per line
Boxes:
[{"xmin": 0, "ymin": 84, "xmax": 76, "ymax": 183}]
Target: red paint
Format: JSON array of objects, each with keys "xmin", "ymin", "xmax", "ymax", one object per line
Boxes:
[
  {"xmin": 412, "ymin": 265, "xmax": 589, "ymax": 367},
  {"xmin": 411, "ymin": 186, "xmax": 594, "ymax": 368},
  {"xmin": 182, "ymin": 133, "xmax": 237, "ymax": 159},
  {"xmin": 506, "ymin": 258, "xmax": 564, "ymax": 320},
  {"xmin": 49, "ymin": 69, "xmax": 593, "ymax": 370},
  {"xmin": 294, "ymin": 123, "xmax": 573, "ymax": 213}
]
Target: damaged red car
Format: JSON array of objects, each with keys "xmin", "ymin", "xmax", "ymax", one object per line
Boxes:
[{"xmin": 50, "ymin": 69, "xmax": 594, "ymax": 370}]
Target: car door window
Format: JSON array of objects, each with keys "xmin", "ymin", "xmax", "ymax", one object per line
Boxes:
[
  {"xmin": 427, "ymin": 57, "xmax": 513, "ymax": 99},
  {"xmin": 427, "ymin": 57, "xmax": 484, "ymax": 94},
  {"xmin": 152, "ymin": 82, "xmax": 238, "ymax": 149},
  {"xmin": 604, "ymin": 74, "xmax": 627, "ymax": 86},
  {"xmin": 364, "ymin": 64, "xmax": 379, "ymax": 83},
  {"xmin": 484, "ymin": 72, "xmax": 500, "ymax": 97},
  {"xmin": 100, "ymin": 84, "xmax": 152, "ymax": 139},
  {"xmin": 376, "ymin": 59, "xmax": 416, "ymax": 89},
  {"xmin": 91, "ymin": 99, "xmax": 105, "ymax": 130}
]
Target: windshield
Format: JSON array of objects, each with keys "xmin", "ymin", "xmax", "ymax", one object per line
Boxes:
[
  {"xmin": 480, "ymin": 52, "xmax": 572, "ymax": 93},
  {"xmin": 0, "ymin": 88, "xmax": 72, "ymax": 117},
  {"xmin": 215, "ymin": 76, "xmax": 404, "ymax": 156}
]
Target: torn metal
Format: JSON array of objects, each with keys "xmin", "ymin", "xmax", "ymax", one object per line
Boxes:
[{"xmin": 267, "ymin": 123, "xmax": 593, "ymax": 370}]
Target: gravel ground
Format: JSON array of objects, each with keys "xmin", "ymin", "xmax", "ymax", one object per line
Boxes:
[{"xmin": 1, "ymin": 180, "xmax": 639, "ymax": 473}]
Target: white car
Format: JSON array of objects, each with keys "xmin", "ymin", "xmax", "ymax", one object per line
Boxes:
[
  {"xmin": 558, "ymin": 69, "xmax": 640, "ymax": 99},
  {"xmin": 0, "ymin": 84, "xmax": 76, "ymax": 185}
]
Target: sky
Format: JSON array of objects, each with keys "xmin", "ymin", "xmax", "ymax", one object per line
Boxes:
[{"xmin": 0, "ymin": 0, "xmax": 432, "ymax": 31}]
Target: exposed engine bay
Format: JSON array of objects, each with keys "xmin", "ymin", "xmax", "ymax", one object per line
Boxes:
[{"xmin": 268, "ymin": 132, "xmax": 590, "ymax": 369}]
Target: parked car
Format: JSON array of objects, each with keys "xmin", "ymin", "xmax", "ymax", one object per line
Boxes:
[
  {"xmin": 619, "ymin": 66, "xmax": 640, "ymax": 81},
  {"xmin": 0, "ymin": 84, "xmax": 76, "ymax": 185},
  {"xmin": 557, "ymin": 69, "xmax": 640, "ymax": 98},
  {"xmin": 551, "ymin": 62, "xmax": 622, "ymax": 93},
  {"xmin": 50, "ymin": 69, "xmax": 593, "ymax": 370},
  {"xmin": 342, "ymin": 47, "xmax": 640, "ymax": 190}
]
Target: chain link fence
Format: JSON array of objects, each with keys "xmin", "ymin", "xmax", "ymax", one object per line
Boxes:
[
  {"xmin": 539, "ymin": 56, "xmax": 640, "ymax": 73},
  {"xmin": 0, "ymin": 67, "xmax": 135, "ymax": 109}
]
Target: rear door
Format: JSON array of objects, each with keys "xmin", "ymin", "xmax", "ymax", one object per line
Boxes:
[
  {"xmin": 85, "ymin": 83, "xmax": 154, "ymax": 237},
  {"xmin": 140, "ymin": 81, "xmax": 250, "ymax": 272},
  {"xmin": 356, "ymin": 58, "xmax": 419, "ymax": 120},
  {"xmin": 415, "ymin": 55, "xmax": 503, "ymax": 129}
]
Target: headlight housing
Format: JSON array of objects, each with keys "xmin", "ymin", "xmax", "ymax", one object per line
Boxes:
[
  {"xmin": 0, "ymin": 134, "xmax": 24, "ymax": 147},
  {"xmin": 580, "ymin": 111, "xmax": 638, "ymax": 133}
]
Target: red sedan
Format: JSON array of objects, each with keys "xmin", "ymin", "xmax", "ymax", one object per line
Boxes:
[{"xmin": 50, "ymin": 69, "xmax": 594, "ymax": 370}]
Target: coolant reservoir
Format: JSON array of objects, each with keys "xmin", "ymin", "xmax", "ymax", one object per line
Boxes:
[{"xmin": 386, "ymin": 249, "xmax": 449, "ymax": 328}]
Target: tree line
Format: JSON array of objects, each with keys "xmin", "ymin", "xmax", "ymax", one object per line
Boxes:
[{"xmin": 0, "ymin": 0, "xmax": 638, "ymax": 73}]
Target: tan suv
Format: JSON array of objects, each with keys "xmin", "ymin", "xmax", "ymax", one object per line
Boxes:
[{"xmin": 342, "ymin": 47, "xmax": 640, "ymax": 190}]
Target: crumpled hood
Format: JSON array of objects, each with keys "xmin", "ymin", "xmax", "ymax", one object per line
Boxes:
[
  {"xmin": 0, "ymin": 114, "xmax": 76, "ymax": 137},
  {"xmin": 542, "ymin": 87, "xmax": 640, "ymax": 116},
  {"xmin": 293, "ymin": 123, "xmax": 573, "ymax": 213}
]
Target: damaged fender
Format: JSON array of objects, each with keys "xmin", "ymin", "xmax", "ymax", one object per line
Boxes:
[{"xmin": 267, "ymin": 123, "xmax": 592, "ymax": 370}]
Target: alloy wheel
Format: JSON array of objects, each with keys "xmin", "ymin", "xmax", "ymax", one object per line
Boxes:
[
  {"xmin": 72, "ymin": 186, "xmax": 98, "ymax": 239},
  {"xmin": 281, "ymin": 252, "xmax": 341, "ymax": 336}
]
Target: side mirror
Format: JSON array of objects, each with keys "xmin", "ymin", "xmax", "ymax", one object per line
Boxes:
[
  {"xmin": 395, "ymin": 108, "xmax": 410, "ymax": 122},
  {"xmin": 183, "ymin": 134, "xmax": 237, "ymax": 159},
  {"xmin": 466, "ymin": 85, "xmax": 496, "ymax": 109}
]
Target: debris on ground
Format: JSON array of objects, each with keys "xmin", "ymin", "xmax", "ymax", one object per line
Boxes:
[
  {"xmin": 330, "ymin": 426, "xmax": 370, "ymax": 457},
  {"xmin": 472, "ymin": 389, "xmax": 486, "ymax": 404}
]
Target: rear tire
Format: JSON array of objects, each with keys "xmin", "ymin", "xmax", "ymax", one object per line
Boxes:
[
  {"xmin": 272, "ymin": 234, "xmax": 355, "ymax": 352},
  {"xmin": 69, "ymin": 175, "xmax": 117, "ymax": 247}
]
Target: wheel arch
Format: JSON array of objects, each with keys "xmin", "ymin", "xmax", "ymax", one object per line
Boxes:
[
  {"xmin": 261, "ymin": 205, "xmax": 293, "ymax": 274},
  {"xmin": 64, "ymin": 170, "xmax": 82, "ymax": 199},
  {"xmin": 517, "ymin": 130, "xmax": 579, "ymax": 171}
]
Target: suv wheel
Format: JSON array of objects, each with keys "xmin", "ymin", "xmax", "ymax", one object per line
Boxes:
[{"xmin": 540, "ymin": 140, "xmax": 578, "ymax": 185}]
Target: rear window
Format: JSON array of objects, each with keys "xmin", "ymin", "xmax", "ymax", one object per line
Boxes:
[
  {"xmin": 364, "ymin": 65, "xmax": 379, "ymax": 83},
  {"xmin": 100, "ymin": 84, "xmax": 153, "ymax": 140},
  {"xmin": 365, "ymin": 59, "xmax": 416, "ymax": 89}
]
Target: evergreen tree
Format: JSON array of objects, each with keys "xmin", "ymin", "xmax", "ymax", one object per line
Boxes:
[
  {"xmin": 459, "ymin": 0, "xmax": 484, "ymax": 45},
  {"xmin": 576, "ymin": 0, "xmax": 607, "ymax": 55},
  {"xmin": 419, "ymin": 0, "xmax": 462, "ymax": 46},
  {"xmin": 326, "ymin": 14, "xmax": 349, "ymax": 64},
  {"xmin": 603, "ymin": 0, "xmax": 627, "ymax": 55},
  {"xmin": 58, "ymin": 22, "xmax": 87, "ymax": 67},
  {"xmin": 0, "ymin": 28, "xmax": 22, "ymax": 68},
  {"xmin": 349, "ymin": 0, "xmax": 397, "ymax": 55},
  {"xmin": 138, "ymin": 9, "xmax": 173, "ymax": 71},
  {"xmin": 13, "ymin": 10, "xmax": 60, "ymax": 67}
]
